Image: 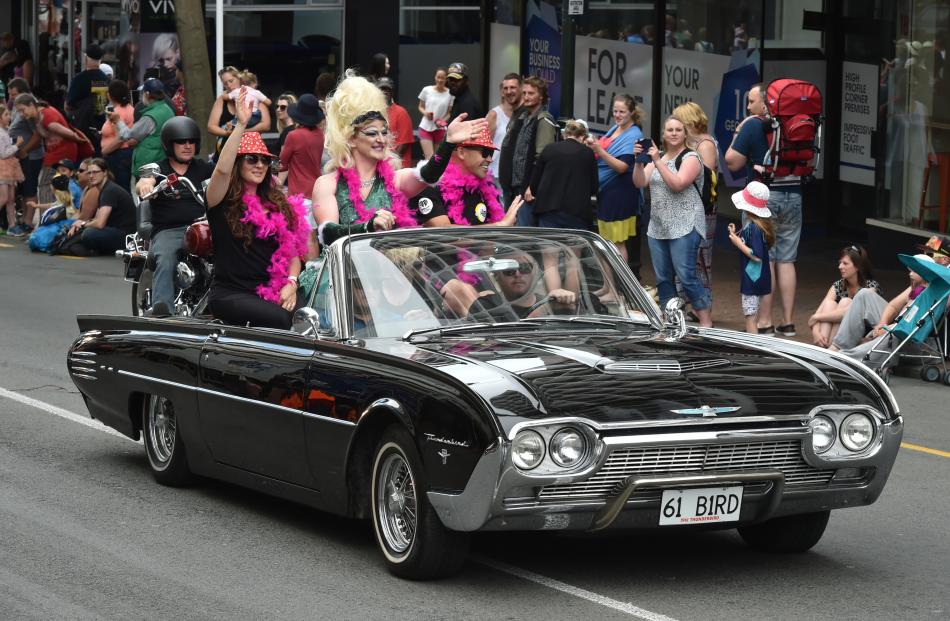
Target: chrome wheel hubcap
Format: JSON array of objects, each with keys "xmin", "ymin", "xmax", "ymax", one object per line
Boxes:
[
  {"xmin": 376, "ymin": 452, "xmax": 417, "ymax": 555},
  {"xmin": 147, "ymin": 396, "xmax": 176, "ymax": 465}
]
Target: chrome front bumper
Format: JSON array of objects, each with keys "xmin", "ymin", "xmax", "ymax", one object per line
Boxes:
[{"xmin": 427, "ymin": 417, "xmax": 903, "ymax": 532}]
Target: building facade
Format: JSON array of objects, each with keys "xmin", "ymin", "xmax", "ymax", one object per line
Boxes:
[{"xmin": 4, "ymin": 0, "xmax": 948, "ymax": 259}]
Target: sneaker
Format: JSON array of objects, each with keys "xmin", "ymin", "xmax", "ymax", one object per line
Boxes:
[
  {"xmin": 8, "ymin": 224, "xmax": 27, "ymax": 237},
  {"xmin": 757, "ymin": 325, "xmax": 775, "ymax": 335},
  {"xmin": 776, "ymin": 323, "xmax": 797, "ymax": 337}
]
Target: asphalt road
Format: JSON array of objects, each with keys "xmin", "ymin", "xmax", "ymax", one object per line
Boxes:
[{"xmin": 1, "ymin": 241, "xmax": 948, "ymax": 621}]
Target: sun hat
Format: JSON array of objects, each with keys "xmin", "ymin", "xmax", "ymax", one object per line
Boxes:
[
  {"xmin": 446, "ymin": 62, "xmax": 468, "ymax": 80},
  {"xmin": 731, "ymin": 181, "xmax": 772, "ymax": 217},
  {"xmin": 99, "ymin": 62, "xmax": 114, "ymax": 78},
  {"xmin": 236, "ymin": 131, "xmax": 275, "ymax": 158},
  {"xmin": 459, "ymin": 125, "xmax": 496, "ymax": 150},
  {"xmin": 918, "ymin": 234, "xmax": 950, "ymax": 259},
  {"xmin": 287, "ymin": 94, "xmax": 325, "ymax": 127}
]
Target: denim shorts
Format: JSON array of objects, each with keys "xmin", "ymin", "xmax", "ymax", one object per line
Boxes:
[{"xmin": 767, "ymin": 188, "xmax": 803, "ymax": 263}]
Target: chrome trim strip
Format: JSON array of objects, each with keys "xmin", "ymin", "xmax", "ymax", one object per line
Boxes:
[
  {"xmin": 506, "ymin": 414, "xmax": 812, "ymax": 439},
  {"xmin": 590, "ymin": 470, "xmax": 786, "ymax": 531},
  {"xmin": 601, "ymin": 427, "xmax": 808, "ymax": 448},
  {"xmin": 114, "ymin": 368, "xmax": 356, "ymax": 427},
  {"xmin": 71, "ymin": 373, "xmax": 98, "ymax": 381},
  {"xmin": 70, "ymin": 351, "xmax": 97, "ymax": 357}
]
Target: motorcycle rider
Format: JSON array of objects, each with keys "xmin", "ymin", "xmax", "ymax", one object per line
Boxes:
[{"xmin": 134, "ymin": 116, "xmax": 213, "ymax": 313}]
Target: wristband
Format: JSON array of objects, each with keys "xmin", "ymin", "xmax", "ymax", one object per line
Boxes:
[
  {"xmin": 287, "ymin": 275, "xmax": 298, "ymax": 284},
  {"xmin": 417, "ymin": 140, "xmax": 456, "ymax": 185}
]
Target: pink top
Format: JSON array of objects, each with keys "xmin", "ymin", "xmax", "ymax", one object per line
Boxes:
[{"xmin": 100, "ymin": 103, "xmax": 135, "ymax": 153}]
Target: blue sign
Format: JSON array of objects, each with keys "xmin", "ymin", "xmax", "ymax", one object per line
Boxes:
[
  {"xmin": 524, "ymin": 1, "xmax": 561, "ymax": 118},
  {"xmin": 713, "ymin": 64, "xmax": 760, "ymax": 187}
]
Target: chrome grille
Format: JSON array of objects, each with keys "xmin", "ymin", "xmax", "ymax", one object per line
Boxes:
[{"xmin": 538, "ymin": 440, "xmax": 833, "ymax": 501}]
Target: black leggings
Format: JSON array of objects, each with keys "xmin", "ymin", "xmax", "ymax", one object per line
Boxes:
[{"xmin": 209, "ymin": 286, "xmax": 294, "ymax": 330}]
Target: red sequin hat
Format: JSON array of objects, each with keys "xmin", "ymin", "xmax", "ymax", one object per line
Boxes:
[
  {"xmin": 459, "ymin": 125, "xmax": 497, "ymax": 150},
  {"xmin": 236, "ymin": 131, "xmax": 275, "ymax": 158}
]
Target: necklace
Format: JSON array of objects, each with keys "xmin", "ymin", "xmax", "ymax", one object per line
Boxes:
[{"xmin": 359, "ymin": 176, "xmax": 376, "ymax": 189}]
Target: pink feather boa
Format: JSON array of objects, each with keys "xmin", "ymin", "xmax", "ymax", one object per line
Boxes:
[
  {"xmin": 240, "ymin": 192, "xmax": 310, "ymax": 304},
  {"xmin": 438, "ymin": 161, "xmax": 505, "ymax": 226},
  {"xmin": 437, "ymin": 161, "xmax": 505, "ymax": 284},
  {"xmin": 338, "ymin": 160, "xmax": 417, "ymax": 229}
]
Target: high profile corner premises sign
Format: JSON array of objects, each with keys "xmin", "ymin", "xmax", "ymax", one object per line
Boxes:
[{"xmin": 839, "ymin": 61, "xmax": 878, "ymax": 186}]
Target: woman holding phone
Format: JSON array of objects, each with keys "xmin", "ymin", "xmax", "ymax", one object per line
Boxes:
[
  {"xmin": 633, "ymin": 115, "xmax": 712, "ymax": 327},
  {"xmin": 587, "ymin": 94, "xmax": 643, "ymax": 268}
]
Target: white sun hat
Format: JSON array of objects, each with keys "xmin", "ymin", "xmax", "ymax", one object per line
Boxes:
[
  {"xmin": 731, "ymin": 180, "xmax": 772, "ymax": 217},
  {"xmin": 99, "ymin": 62, "xmax": 114, "ymax": 78}
]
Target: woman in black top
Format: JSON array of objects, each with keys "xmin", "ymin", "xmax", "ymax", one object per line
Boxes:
[
  {"xmin": 69, "ymin": 158, "xmax": 136, "ymax": 254},
  {"xmin": 204, "ymin": 88, "xmax": 310, "ymax": 330},
  {"xmin": 526, "ymin": 120, "xmax": 599, "ymax": 230}
]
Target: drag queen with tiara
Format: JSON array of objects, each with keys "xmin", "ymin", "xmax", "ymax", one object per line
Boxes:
[{"xmin": 313, "ymin": 75, "xmax": 488, "ymax": 246}]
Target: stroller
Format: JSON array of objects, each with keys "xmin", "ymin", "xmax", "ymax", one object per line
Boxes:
[{"xmin": 866, "ymin": 254, "xmax": 950, "ymax": 385}]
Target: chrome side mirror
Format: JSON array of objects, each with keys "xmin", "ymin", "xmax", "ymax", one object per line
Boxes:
[
  {"xmin": 292, "ymin": 307, "xmax": 321, "ymax": 337},
  {"xmin": 664, "ymin": 297, "xmax": 687, "ymax": 341},
  {"xmin": 138, "ymin": 163, "xmax": 161, "ymax": 179}
]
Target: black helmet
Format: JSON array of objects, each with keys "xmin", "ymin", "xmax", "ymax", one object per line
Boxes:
[{"xmin": 160, "ymin": 116, "xmax": 201, "ymax": 159}]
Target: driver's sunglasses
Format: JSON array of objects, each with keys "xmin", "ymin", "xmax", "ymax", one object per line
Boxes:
[
  {"xmin": 501, "ymin": 263, "xmax": 533, "ymax": 276},
  {"xmin": 466, "ymin": 146, "xmax": 494, "ymax": 158},
  {"xmin": 242, "ymin": 154, "xmax": 273, "ymax": 166},
  {"xmin": 173, "ymin": 139, "xmax": 197, "ymax": 145}
]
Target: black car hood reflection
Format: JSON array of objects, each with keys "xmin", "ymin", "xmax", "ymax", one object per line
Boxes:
[{"xmin": 373, "ymin": 329, "xmax": 879, "ymax": 425}]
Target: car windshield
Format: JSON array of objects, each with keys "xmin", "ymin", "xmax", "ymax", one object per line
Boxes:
[{"xmin": 342, "ymin": 229, "xmax": 658, "ymax": 338}]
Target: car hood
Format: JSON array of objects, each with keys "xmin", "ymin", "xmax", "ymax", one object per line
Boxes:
[{"xmin": 380, "ymin": 328, "xmax": 888, "ymax": 427}]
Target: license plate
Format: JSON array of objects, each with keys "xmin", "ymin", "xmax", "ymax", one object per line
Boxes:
[{"xmin": 659, "ymin": 486, "xmax": 743, "ymax": 526}]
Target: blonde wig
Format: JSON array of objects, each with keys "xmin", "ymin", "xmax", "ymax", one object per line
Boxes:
[{"xmin": 323, "ymin": 75, "xmax": 392, "ymax": 172}]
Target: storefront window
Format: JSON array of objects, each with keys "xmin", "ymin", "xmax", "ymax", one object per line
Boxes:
[
  {"xmin": 398, "ymin": 0, "xmax": 481, "ymax": 126},
  {"xmin": 218, "ymin": 9, "xmax": 342, "ymax": 104}
]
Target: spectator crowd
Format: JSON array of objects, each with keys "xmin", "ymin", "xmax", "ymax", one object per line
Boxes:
[{"xmin": 2, "ymin": 37, "xmax": 948, "ymax": 368}]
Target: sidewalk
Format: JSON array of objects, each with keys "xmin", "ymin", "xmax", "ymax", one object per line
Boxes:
[{"xmin": 638, "ymin": 234, "xmax": 911, "ymax": 345}]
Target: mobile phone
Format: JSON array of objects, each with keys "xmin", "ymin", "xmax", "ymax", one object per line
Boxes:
[
  {"xmin": 636, "ymin": 138, "xmax": 653, "ymax": 164},
  {"xmin": 105, "ymin": 103, "xmax": 114, "ymax": 113}
]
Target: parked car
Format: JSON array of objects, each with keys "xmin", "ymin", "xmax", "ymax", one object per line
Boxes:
[{"xmin": 67, "ymin": 228, "xmax": 903, "ymax": 579}]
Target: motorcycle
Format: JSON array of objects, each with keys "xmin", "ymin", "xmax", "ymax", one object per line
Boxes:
[{"xmin": 117, "ymin": 163, "xmax": 213, "ymax": 317}]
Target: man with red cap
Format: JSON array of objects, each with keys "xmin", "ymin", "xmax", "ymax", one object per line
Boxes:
[{"xmin": 410, "ymin": 126, "xmax": 522, "ymax": 227}]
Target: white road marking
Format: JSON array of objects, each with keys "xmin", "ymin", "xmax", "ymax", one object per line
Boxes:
[
  {"xmin": 475, "ymin": 557, "xmax": 679, "ymax": 621},
  {"xmin": 0, "ymin": 386, "xmax": 137, "ymax": 443},
  {"xmin": 3, "ymin": 386, "xmax": 677, "ymax": 619}
]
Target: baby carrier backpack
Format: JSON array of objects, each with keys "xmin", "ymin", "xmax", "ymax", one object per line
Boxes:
[{"xmin": 760, "ymin": 79, "xmax": 823, "ymax": 183}]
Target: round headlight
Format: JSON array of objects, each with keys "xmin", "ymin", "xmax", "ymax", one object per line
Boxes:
[
  {"xmin": 550, "ymin": 428, "xmax": 587, "ymax": 468},
  {"xmin": 840, "ymin": 413, "xmax": 875, "ymax": 451},
  {"xmin": 511, "ymin": 430, "xmax": 545, "ymax": 470},
  {"xmin": 809, "ymin": 415, "xmax": 836, "ymax": 453}
]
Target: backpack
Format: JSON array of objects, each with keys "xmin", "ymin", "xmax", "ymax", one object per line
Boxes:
[
  {"xmin": 674, "ymin": 149, "xmax": 718, "ymax": 215},
  {"xmin": 759, "ymin": 79, "xmax": 823, "ymax": 183}
]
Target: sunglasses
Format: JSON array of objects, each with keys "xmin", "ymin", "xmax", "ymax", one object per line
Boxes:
[
  {"xmin": 242, "ymin": 154, "xmax": 273, "ymax": 166},
  {"xmin": 465, "ymin": 146, "xmax": 494, "ymax": 158},
  {"xmin": 849, "ymin": 244, "xmax": 863, "ymax": 254},
  {"xmin": 501, "ymin": 263, "xmax": 533, "ymax": 276},
  {"xmin": 276, "ymin": 104, "xmax": 288, "ymax": 111},
  {"xmin": 360, "ymin": 129, "xmax": 390, "ymax": 139},
  {"xmin": 173, "ymin": 139, "xmax": 197, "ymax": 146},
  {"xmin": 86, "ymin": 168, "xmax": 103, "ymax": 174}
]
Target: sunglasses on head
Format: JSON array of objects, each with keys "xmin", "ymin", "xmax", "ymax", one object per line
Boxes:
[
  {"xmin": 849, "ymin": 244, "xmax": 863, "ymax": 254},
  {"xmin": 501, "ymin": 262, "xmax": 533, "ymax": 276},
  {"xmin": 465, "ymin": 146, "xmax": 494, "ymax": 158},
  {"xmin": 360, "ymin": 128, "xmax": 390, "ymax": 139},
  {"xmin": 173, "ymin": 139, "xmax": 197, "ymax": 146},
  {"xmin": 242, "ymin": 154, "xmax": 273, "ymax": 166}
]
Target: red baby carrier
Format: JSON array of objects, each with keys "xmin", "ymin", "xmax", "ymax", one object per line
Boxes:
[{"xmin": 760, "ymin": 79, "xmax": 823, "ymax": 183}]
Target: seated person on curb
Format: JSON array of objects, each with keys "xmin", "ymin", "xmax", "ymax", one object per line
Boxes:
[
  {"xmin": 67, "ymin": 158, "xmax": 135, "ymax": 254},
  {"xmin": 836, "ymin": 258, "xmax": 940, "ymax": 364},
  {"xmin": 134, "ymin": 116, "xmax": 213, "ymax": 313},
  {"xmin": 808, "ymin": 245, "xmax": 884, "ymax": 347},
  {"xmin": 832, "ymin": 238, "xmax": 950, "ymax": 354}
]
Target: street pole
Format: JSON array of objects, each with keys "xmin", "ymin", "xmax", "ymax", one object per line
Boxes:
[
  {"xmin": 215, "ymin": 0, "xmax": 223, "ymax": 76},
  {"xmin": 559, "ymin": 0, "xmax": 576, "ymax": 119}
]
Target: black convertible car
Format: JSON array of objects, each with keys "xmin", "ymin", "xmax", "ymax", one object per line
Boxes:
[{"xmin": 68, "ymin": 228, "xmax": 903, "ymax": 579}]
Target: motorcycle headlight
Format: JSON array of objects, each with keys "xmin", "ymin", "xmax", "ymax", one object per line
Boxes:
[
  {"xmin": 550, "ymin": 428, "xmax": 587, "ymax": 468},
  {"xmin": 840, "ymin": 412, "xmax": 874, "ymax": 451},
  {"xmin": 511, "ymin": 430, "xmax": 545, "ymax": 470},
  {"xmin": 809, "ymin": 415, "xmax": 836, "ymax": 454}
]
